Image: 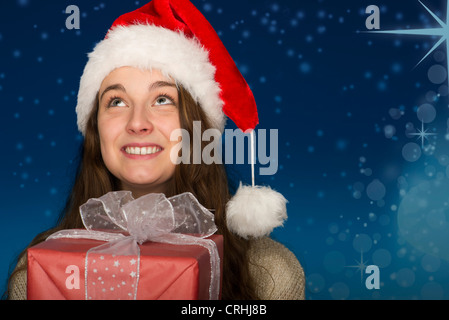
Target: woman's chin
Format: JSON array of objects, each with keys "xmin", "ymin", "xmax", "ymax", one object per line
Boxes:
[{"xmin": 120, "ymin": 178, "xmax": 170, "ymax": 196}]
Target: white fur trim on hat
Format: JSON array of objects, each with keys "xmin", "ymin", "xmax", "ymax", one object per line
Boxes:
[
  {"xmin": 226, "ymin": 183, "xmax": 288, "ymax": 239},
  {"xmin": 76, "ymin": 24, "xmax": 225, "ymax": 135}
]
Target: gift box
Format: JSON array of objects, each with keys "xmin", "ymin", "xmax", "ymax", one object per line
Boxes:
[
  {"xmin": 27, "ymin": 234, "xmax": 223, "ymax": 300},
  {"xmin": 27, "ymin": 191, "xmax": 223, "ymax": 300}
]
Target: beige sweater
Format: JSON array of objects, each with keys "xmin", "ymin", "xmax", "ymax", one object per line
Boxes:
[{"xmin": 8, "ymin": 237, "xmax": 305, "ymax": 300}]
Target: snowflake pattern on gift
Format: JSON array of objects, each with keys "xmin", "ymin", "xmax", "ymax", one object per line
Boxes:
[{"xmin": 85, "ymin": 252, "xmax": 140, "ymax": 300}]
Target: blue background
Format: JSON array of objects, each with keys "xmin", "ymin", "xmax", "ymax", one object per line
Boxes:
[{"xmin": 2, "ymin": 0, "xmax": 449, "ymax": 300}]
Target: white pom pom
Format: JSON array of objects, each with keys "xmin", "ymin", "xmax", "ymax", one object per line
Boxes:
[{"xmin": 226, "ymin": 183, "xmax": 288, "ymax": 239}]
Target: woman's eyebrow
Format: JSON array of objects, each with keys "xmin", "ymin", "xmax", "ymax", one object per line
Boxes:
[
  {"xmin": 99, "ymin": 84, "xmax": 126, "ymax": 101},
  {"xmin": 99, "ymin": 81, "xmax": 176, "ymax": 101},
  {"xmin": 149, "ymin": 81, "xmax": 177, "ymax": 91}
]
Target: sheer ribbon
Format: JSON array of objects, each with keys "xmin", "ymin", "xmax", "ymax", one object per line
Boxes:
[{"xmin": 47, "ymin": 191, "xmax": 220, "ymax": 300}]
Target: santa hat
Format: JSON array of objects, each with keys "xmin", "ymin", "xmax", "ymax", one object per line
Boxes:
[{"xmin": 75, "ymin": 0, "xmax": 287, "ymax": 239}]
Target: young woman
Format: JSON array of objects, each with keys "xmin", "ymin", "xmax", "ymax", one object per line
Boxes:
[{"xmin": 7, "ymin": 0, "xmax": 305, "ymax": 300}]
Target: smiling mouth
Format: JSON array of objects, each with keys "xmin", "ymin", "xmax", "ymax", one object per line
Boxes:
[{"xmin": 124, "ymin": 146, "xmax": 162, "ymax": 155}]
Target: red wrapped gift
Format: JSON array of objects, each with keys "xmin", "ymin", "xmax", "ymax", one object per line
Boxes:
[
  {"xmin": 27, "ymin": 234, "xmax": 223, "ymax": 300},
  {"xmin": 27, "ymin": 191, "xmax": 223, "ymax": 300}
]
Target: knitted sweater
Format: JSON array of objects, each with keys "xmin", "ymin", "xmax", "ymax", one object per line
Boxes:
[{"xmin": 8, "ymin": 237, "xmax": 305, "ymax": 300}]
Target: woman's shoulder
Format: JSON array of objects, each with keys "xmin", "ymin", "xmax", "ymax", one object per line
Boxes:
[
  {"xmin": 247, "ymin": 237, "xmax": 305, "ymax": 300},
  {"xmin": 7, "ymin": 254, "xmax": 27, "ymax": 300}
]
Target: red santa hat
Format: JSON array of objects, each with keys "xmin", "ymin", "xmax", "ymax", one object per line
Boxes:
[
  {"xmin": 75, "ymin": 0, "xmax": 287, "ymax": 239},
  {"xmin": 76, "ymin": 0, "xmax": 258, "ymax": 135}
]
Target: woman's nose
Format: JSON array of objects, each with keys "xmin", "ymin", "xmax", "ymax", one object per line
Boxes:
[{"xmin": 126, "ymin": 106, "xmax": 154, "ymax": 135}]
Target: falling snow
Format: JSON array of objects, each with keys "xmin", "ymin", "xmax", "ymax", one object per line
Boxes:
[{"xmin": 3, "ymin": 0, "xmax": 449, "ymax": 300}]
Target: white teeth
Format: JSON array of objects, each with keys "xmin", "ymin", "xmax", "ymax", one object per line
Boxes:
[{"xmin": 125, "ymin": 146, "xmax": 161, "ymax": 155}]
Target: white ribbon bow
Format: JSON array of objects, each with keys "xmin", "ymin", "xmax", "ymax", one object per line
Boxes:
[{"xmin": 48, "ymin": 191, "xmax": 220, "ymax": 300}]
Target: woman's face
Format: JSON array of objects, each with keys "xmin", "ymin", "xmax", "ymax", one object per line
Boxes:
[{"xmin": 97, "ymin": 67, "xmax": 180, "ymax": 197}]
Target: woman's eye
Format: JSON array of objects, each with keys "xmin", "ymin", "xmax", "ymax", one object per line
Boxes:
[
  {"xmin": 155, "ymin": 96, "xmax": 174, "ymax": 106},
  {"xmin": 109, "ymin": 98, "xmax": 126, "ymax": 108}
]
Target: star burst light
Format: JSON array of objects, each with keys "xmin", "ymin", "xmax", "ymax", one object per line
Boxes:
[
  {"xmin": 409, "ymin": 121, "xmax": 437, "ymax": 147},
  {"xmin": 346, "ymin": 251, "xmax": 369, "ymax": 284},
  {"xmin": 370, "ymin": 0, "xmax": 449, "ymax": 85}
]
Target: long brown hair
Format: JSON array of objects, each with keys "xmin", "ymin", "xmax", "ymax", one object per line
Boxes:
[{"xmin": 7, "ymin": 85, "xmax": 258, "ymax": 300}]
